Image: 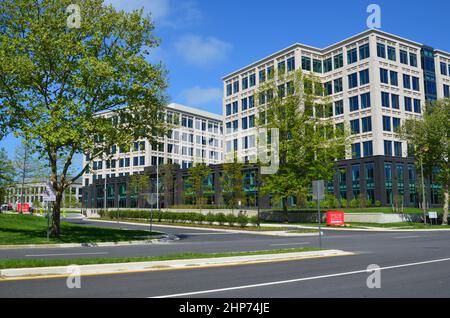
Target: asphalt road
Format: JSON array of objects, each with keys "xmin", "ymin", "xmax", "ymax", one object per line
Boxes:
[{"xmin": 1, "ymin": 218, "xmax": 450, "ymax": 297}]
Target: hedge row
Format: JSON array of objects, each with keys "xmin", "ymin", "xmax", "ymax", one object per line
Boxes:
[{"xmin": 98, "ymin": 210, "xmax": 257, "ymax": 228}]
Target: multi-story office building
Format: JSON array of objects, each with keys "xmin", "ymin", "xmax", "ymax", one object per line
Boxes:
[
  {"xmin": 222, "ymin": 29, "xmax": 448, "ymax": 207},
  {"xmin": 5, "ymin": 178, "xmax": 82, "ymax": 208},
  {"xmin": 82, "ymin": 103, "xmax": 224, "ymax": 187}
]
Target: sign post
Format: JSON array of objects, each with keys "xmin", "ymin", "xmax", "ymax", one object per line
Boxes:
[
  {"xmin": 428, "ymin": 211, "xmax": 438, "ymax": 225},
  {"xmin": 43, "ymin": 182, "xmax": 56, "ymax": 240},
  {"xmin": 312, "ymin": 180, "xmax": 325, "ymax": 248}
]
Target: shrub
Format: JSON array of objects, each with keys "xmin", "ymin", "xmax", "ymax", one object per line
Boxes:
[
  {"xmin": 249, "ymin": 216, "xmax": 259, "ymax": 226},
  {"xmin": 206, "ymin": 212, "xmax": 215, "ymax": 225},
  {"xmin": 358, "ymin": 194, "xmax": 367, "ymax": 208},
  {"xmin": 349, "ymin": 198, "xmax": 359, "ymax": 208},
  {"xmin": 340, "ymin": 199, "xmax": 348, "ymax": 208},
  {"xmin": 366, "ymin": 198, "xmax": 373, "ymax": 208},
  {"xmin": 225, "ymin": 214, "xmax": 236, "ymax": 227},
  {"xmin": 216, "ymin": 213, "xmax": 227, "ymax": 225},
  {"xmin": 375, "ymin": 200, "xmax": 382, "ymax": 207},
  {"xmin": 236, "ymin": 213, "xmax": 249, "ymax": 228}
]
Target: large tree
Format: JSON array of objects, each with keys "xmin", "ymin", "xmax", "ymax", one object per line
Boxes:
[
  {"xmin": 221, "ymin": 153, "xmax": 245, "ymax": 211},
  {"xmin": 399, "ymin": 99, "xmax": 449, "ymax": 224},
  {"xmin": 186, "ymin": 162, "xmax": 212, "ymax": 206},
  {"xmin": 256, "ymin": 69, "xmax": 350, "ymax": 221},
  {"xmin": 0, "ymin": 0, "xmax": 168, "ymax": 236}
]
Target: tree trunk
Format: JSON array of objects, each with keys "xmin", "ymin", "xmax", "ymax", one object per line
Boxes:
[
  {"xmin": 282, "ymin": 197, "xmax": 288, "ymax": 223},
  {"xmin": 50, "ymin": 191, "xmax": 63, "ymax": 237},
  {"xmin": 442, "ymin": 184, "xmax": 449, "ymax": 225}
]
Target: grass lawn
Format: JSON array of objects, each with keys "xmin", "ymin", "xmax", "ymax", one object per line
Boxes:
[
  {"xmin": 0, "ymin": 247, "xmax": 320, "ymax": 270},
  {"xmin": 0, "ymin": 214, "xmax": 161, "ymax": 245},
  {"xmin": 285, "ymin": 221, "xmax": 450, "ymax": 229}
]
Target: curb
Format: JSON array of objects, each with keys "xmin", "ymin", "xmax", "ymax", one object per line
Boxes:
[
  {"xmin": 0, "ymin": 234, "xmax": 179, "ymax": 250},
  {"xmin": 261, "ymin": 223, "xmax": 450, "ymax": 232},
  {"xmin": 0, "ymin": 249, "xmax": 353, "ymax": 280},
  {"xmin": 86, "ymin": 219, "xmax": 321, "ymax": 237}
]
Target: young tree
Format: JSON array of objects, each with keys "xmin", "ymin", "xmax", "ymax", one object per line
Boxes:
[
  {"xmin": 0, "ymin": 1, "xmax": 167, "ymax": 236},
  {"xmin": 399, "ymin": 99, "xmax": 449, "ymax": 224},
  {"xmin": 160, "ymin": 163, "xmax": 177, "ymax": 207},
  {"xmin": 0, "ymin": 148, "xmax": 15, "ymax": 204},
  {"xmin": 256, "ymin": 69, "xmax": 350, "ymax": 222},
  {"xmin": 221, "ymin": 153, "xmax": 245, "ymax": 211},
  {"xmin": 186, "ymin": 162, "xmax": 212, "ymax": 206},
  {"xmin": 14, "ymin": 140, "xmax": 48, "ymax": 213},
  {"xmin": 129, "ymin": 173, "xmax": 150, "ymax": 208}
]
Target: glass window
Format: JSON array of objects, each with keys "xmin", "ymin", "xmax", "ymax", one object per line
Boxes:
[
  {"xmin": 347, "ymin": 48, "xmax": 358, "ymax": 64},
  {"xmin": 380, "ymin": 68, "xmax": 389, "ymax": 84},
  {"xmin": 387, "ymin": 46, "xmax": 396, "ymax": 61},
  {"xmin": 440, "ymin": 62, "xmax": 448, "ymax": 76},
  {"xmin": 323, "ymin": 58, "xmax": 332, "ymax": 73},
  {"xmin": 301, "ymin": 56, "xmax": 311, "ymax": 71},
  {"xmin": 409, "ymin": 53, "xmax": 417, "ymax": 67},
  {"xmin": 242, "ymin": 76, "xmax": 249, "ymax": 90},
  {"xmin": 350, "ymin": 119, "xmax": 360, "ymax": 135},
  {"xmin": 381, "ymin": 92, "xmax": 390, "ymax": 108},
  {"xmin": 444, "ymin": 84, "xmax": 450, "ymax": 98},
  {"xmin": 334, "ymin": 53, "xmax": 343, "ymax": 69},
  {"xmin": 414, "ymin": 99, "xmax": 421, "ymax": 113},
  {"xmin": 377, "ymin": 43, "xmax": 386, "ymax": 58},
  {"xmin": 334, "ymin": 100, "xmax": 344, "ymax": 115},
  {"xmin": 392, "ymin": 117, "xmax": 401, "ymax": 131},
  {"xmin": 259, "ymin": 69, "xmax": 266, "ymax": 82},
  {"xmin": 363, "ymin": 141, "xmax": 373, "ymax": 156},
  {"xmin": 404, "ymin": 97, "xmax": 412, "ymax": 112},
  {"xmin": 324, "ymin": 81, "xmax": 332, "ymax": 96},
  {"xmin": 348, "ymin": 72, "xmax": 358, "ymax": 89},
  {"xmin": 359, "ymin": 69, "xmax": 370, "ymax": 85},
  {"xmin": 390, "ymin": 71, "xmax": 398, "ymax": 86},
  {"xmin": 361, "ymin": 116, "xmax": 372, "ymax": 132},
  {"xmin": 403, "ymin": 74, "xmax": 411, "ymax": 89},
  {"xmin": 241, "ymin": 98, "xmax": 248, "ymax": 111},
  {"xmin": 383, "ymin": 116, "xmax": 391, "ymax": 132},
  {"xmin": 360, "ymin": 92, "xmax": 371, "ymax": 109},
  {"xmin": 287, "ymin": 57, "xmax": 295, "ymax": 72},
  {"xmin": 359, "ymin": 43, "xmax": 370, "ymax": 60},
  {"xmin": 351, "ymin": 143, "xmax": 361, "ymax": 159},
  {"xmin": 226, "ymin": 84, "xmax": 232, "ymax": 96},
  {"xmin": 349, "ymin": 96, "xmax": 359, "ymax": 112},
  {"xmin": 400, "ymin": 50, "xmax": 408, "ymax": 64},
  {"xmin": 249, "ymin": 74, "xmax": 256, "ymax": 87},
  {"xmin": 384, "ymin": 140, "xmax": 392, "ymax": 156},
  {"xmin": 278, "ymin": 61, "xmax": 286, "ymax": 74},
  {"xmin": 394, "ymin": 142, "xmax": 402, "ymax": 157},
  {"xmin": 391, "ymin": 94, "xmax": 400, "ymax": 109},
  {"xmin": 334, "ymin": 78, "xmax": 343, "ymax": 93},
  {"xmin": 313, "ymin": 59, "xmax": 322, "ymax": 73}
]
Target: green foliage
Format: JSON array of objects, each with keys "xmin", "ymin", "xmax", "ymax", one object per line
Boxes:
[
  {"xmin": 256, "ymin": 69, "xmax": 351, "ymax": 219},
  {"xmin": 236, "ymin": 212, "xmax": 249, "ymax": 228},
  {"xmin": 0, "ymin": 148, "xmax": 15, "ymax": 204},
  {"xmin": 349, "ymin": 198, "xmax": 359, "ymax": 208},
  {"xmin": 0, "ymin": 0, "xmax": 168, "ymax": 236},
  {"xmin": 340, "ymin": 198, "xmax": 348, "ymax": 208},
  {"xmin": 185, "ymin": 162, "xmax": 212, "ymax": 206},
  {"xmin": 399, "ymin": 99, "xmax": 449, "ymax": 223},
  {"xmin": 375, "ymin": 200, "xmax": 382, "ymax": 207},
  {"xmin": 221, "ymin": 154, "xmax": 245, "ymax": 210}
]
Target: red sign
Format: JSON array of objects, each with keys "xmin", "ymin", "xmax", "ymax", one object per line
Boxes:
[
  {"xmin": 326, "ymin": 211, "xmax": 345, "ymax": 226},
  {"xmin": 16, "ymin": 203, "xmax": 30, "ymax": 213}
]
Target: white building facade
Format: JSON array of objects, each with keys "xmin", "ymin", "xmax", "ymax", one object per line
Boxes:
[{"xmin": 82, "ymin": 103, "xmax": 224, "ymax": 187}]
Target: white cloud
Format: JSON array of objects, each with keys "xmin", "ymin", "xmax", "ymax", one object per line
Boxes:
[
  {"xmin": 104, "ymin": 0, "xmax": 202, "ymax": 27},
  {"xmin": 180, "ymin": 86, "xmax": 223, "ymax": 106},
  {"xmin": 174, "ymin": 35, "xmax": 232, "ymax": 66}
]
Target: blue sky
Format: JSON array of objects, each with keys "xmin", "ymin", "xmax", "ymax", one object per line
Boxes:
[{"xmin": 1, "ymin": 0, "xmax": 449, "ymax": 164}]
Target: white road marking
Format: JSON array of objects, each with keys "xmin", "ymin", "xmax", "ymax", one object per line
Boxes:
[
  {"xmin": 179, "ymin": 232, "xmax": 235, "ymax": 235},
  {"xmin": 25, "ymin": 252, "xmax": 109, "ymax": 257},
  {"xmin": 151, "ymin": 257, "xmax": 450, "ymax": 298},
  {"xmin": 270, "ymin": 242, "xmax": 310, "ymax": 246},
  {"xmin": 393, "ymin": 236, "xmax": 421, "ymax": 239}
]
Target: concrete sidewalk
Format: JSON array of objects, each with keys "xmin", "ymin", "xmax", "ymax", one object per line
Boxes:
[
  {"xmin": 260, "ymin": 223, "xmax": 450, "ymax": 232},
  {"xmin": 0, "ymin": 249, "xmax": 352, "ymax": 280}
]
